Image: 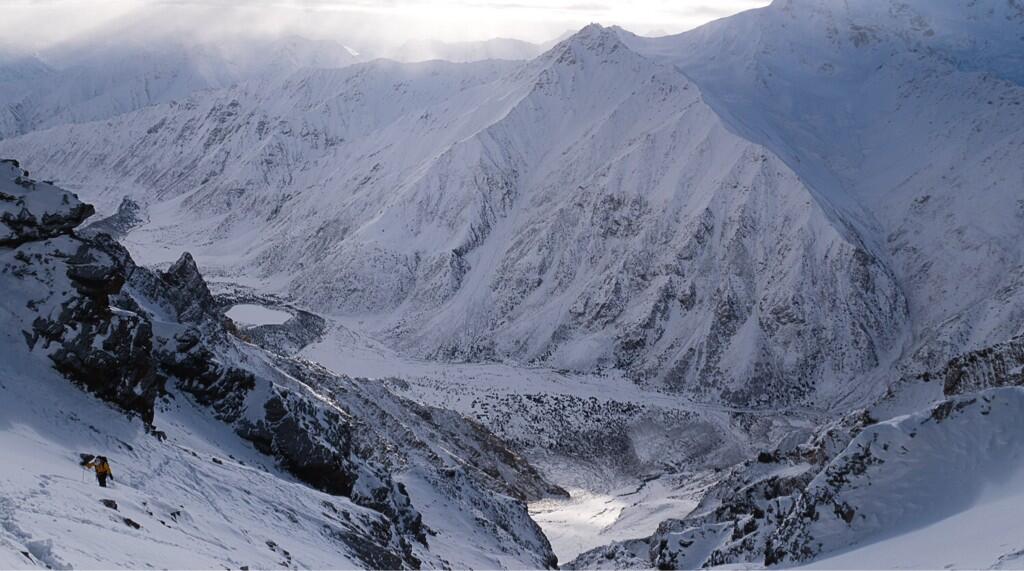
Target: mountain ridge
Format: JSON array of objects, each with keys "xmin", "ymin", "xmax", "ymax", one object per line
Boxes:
[{"xmin": 0, "ymin": 24, "xmax": 912, "ymax": 410}]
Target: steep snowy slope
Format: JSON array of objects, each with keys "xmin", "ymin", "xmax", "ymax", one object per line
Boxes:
[
  {"xmin": 568, "ymin": 386, "xmax": 1024, "ymax": 569},
  {"xmin": 1, "ymin": 357, "xmax": 400, "ymax": 570},
  {"xmin": 766, "ymin": 388, "xmax": 1024, "ymax": 565},
  {"xmin": 0, "ymin": 160, "xmax": 561, "ymax": 569},
  {"xmin": 618, "ymin": 0, "xmax": 1024, "ymax": 382},
  {"xmin": 0, "ymin": 26, "xmax": 907, "ymax": 410}
]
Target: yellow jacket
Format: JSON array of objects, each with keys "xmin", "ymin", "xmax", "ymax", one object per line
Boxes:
[{"xmin": 86, "ymin": 461, "xmax": 112, "ymax": 476}]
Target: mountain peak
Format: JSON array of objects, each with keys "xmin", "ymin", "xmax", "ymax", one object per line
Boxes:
[
  {"xmin": 565, "ymin": 23, "xmax": 624, "ymax": 51},
  {"xmin": 539, "ymin": 23, "xmax": 633, "ymax": 67}
]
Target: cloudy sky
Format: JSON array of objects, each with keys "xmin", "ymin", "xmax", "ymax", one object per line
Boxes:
[{"xmin": 2, "ymin": 0, "xmax": 770, "ymax": 49}]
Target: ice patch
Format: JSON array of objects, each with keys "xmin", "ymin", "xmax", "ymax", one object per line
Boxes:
[
  {"xmin": 530, "ymin": 477, "xmax": 700, "ymax": 563},
  {"xmin": 225, "ymin": 304, "xmax": 292, "ymax": 326}
]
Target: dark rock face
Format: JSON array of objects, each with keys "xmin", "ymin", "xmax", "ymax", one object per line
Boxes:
[
  {"xmin": 158, "ymin": 252, "xmax": 221, "ymax": 324},
  {"xmin": 46, "ymin": 309, "xmax": 160, "ymax": 424},
  {"xmin": 240, "ymin": 390, "xmax": 357, "ymax": 496},
  {"xmin": 0, "ymin": 160, "xmax": 95, "ymax": 246},
  {"xmin": 158, "ymin": 331, "xmax": 255, "ymax": 419},
  {"xmin": 941, "ymin": 334, "xmax": 1024, "ymax": 395},
  {"xmin": 18, "ymin": 234, "xmax": 162, "ymax": 424},
  {"xmin": 266, "ymin": 356, "xmax": 563, "ymax": 558}
]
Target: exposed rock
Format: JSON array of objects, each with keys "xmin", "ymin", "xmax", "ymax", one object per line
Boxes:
[
  {"xmin": 566, "ymin": 406, "xmax": 876, "ymax": 569},
  {"xmin": 158, "ymin": 252, "xmax": 220, "ymax": 324},
  {"xmin": 0, "ymin": 160, "xmax": 94, "ymax": 246},
  {"xmin": 942, "ymin": 334, "xmax": 1024, "ymax": 396},
  {"xmin": 80, "ymin": 196, "xmax": 147, "ymax": 239},
  {"xmin": 572, "ymin": 385, "xmax": 1024, "ymax": 569}
]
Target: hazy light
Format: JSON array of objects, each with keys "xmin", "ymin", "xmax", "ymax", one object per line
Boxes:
[{"xmin": 0, "ymin": 0, "xmax": 771, "ymax": 51}]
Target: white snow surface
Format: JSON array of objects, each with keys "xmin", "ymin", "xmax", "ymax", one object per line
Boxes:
[
  {"xmin": 565, "ymin": 387, "xmax": 1024, "ymax": 570},
  {"xmin": 0, "ymin": 164, "xmax": 561, "ymax": 570},
  {"xmin": 803, "ymin": 478, "xmax": 1024, "ymax": 570},
  {"xmin": 302, "ymin": 320, "xmax": 819, "ymax": 486},
  {"xmin": 802, "ymin": 388, "xmax": 1024, "ymax": 560},
  {"xmin": 0, "ymin": 350, "xmax": 373, "ymax": 570},
  {"xmin": 301, "ymin": 318, "xmax": 817, "ymax": 563},
  {"xmin": 618, "ymin": 0, "xmax": 1024, "ymax": 378},
  {"xmin": 0, "ymin": 35, "xmax": 363, "ymax": 140},
  {"xmin": 788, "ymin": 388, "xmax": 1024, "ymax": 569}
]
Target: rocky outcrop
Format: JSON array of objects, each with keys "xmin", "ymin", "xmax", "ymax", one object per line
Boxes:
[
  {"xmin": 572, "ymin": 384, "xmax": 1024, "ymax": 569},
  {"xmin": 2, "ymin": 161, "xmax": 560, "ymax": 569},
  {"xmin": 941, "ymin": 334, "xmax": 1024, "ymax": 396},
  {"xmin": 157, "ymin": 252, "xmax": 222, "ymax": 324},
  {"xmin": 80, "ymin": 196, "xmax": 147, "ymax": 239},
  {"xmin": 566, "ymin": 406, "xmax": 877, "ymax": 569},
  {"xmin": 3, "ymin": 160, "xmax": 160, "ymax": 422},
  {"xmin": 0, "ymin": 159, "xmax": 95, "ymax": 246}
]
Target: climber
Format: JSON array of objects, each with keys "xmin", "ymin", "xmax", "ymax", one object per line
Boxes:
[{"xmin": 83, "ymin": 455, "xmax": 114, "ymax": 488}]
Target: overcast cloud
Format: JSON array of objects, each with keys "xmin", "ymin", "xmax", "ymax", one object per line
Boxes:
[{"xmin": 1, "ymin": 0, "xmax": 770, "ymax": 50}]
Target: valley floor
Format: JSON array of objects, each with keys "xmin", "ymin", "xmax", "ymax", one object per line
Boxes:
[
  {"xmin": 246, "ymin": 301, "xmax": 1024, "ymax": 570},
  {"xmin": 293, "ymin": 315, "xmax": 819, "ymax": 562},
  {"xmin": 300, "ymin": 319, "xmax": 721, "ymax": 561}
]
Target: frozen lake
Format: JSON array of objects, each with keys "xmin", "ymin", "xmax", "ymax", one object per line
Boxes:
[{"xmin": 225, "ymin": 304, "xmax": 292, "ymax": 326}]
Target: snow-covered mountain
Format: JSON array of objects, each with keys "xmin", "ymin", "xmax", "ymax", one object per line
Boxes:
[
  {"xmin": 0, "ymin": 160, "xmax": 562, "ymax": 569},
  {"xmin": 0, "ymin": 24, "xmax": 909, "ymax": 411},
  {"xmin": 0, "ymin": 35, "xmax": 362, "ymax": 140},
  {"xmin": 617, "ymin": 0, "xmax": 1024, "ymax": 380},
  {"xmin": 1, "ymin": 0, "xmax": 1023, "ymax": 567},
  {"xmin": 0, "ymin": 48, "xmax": 51, "ymax": 84}
]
